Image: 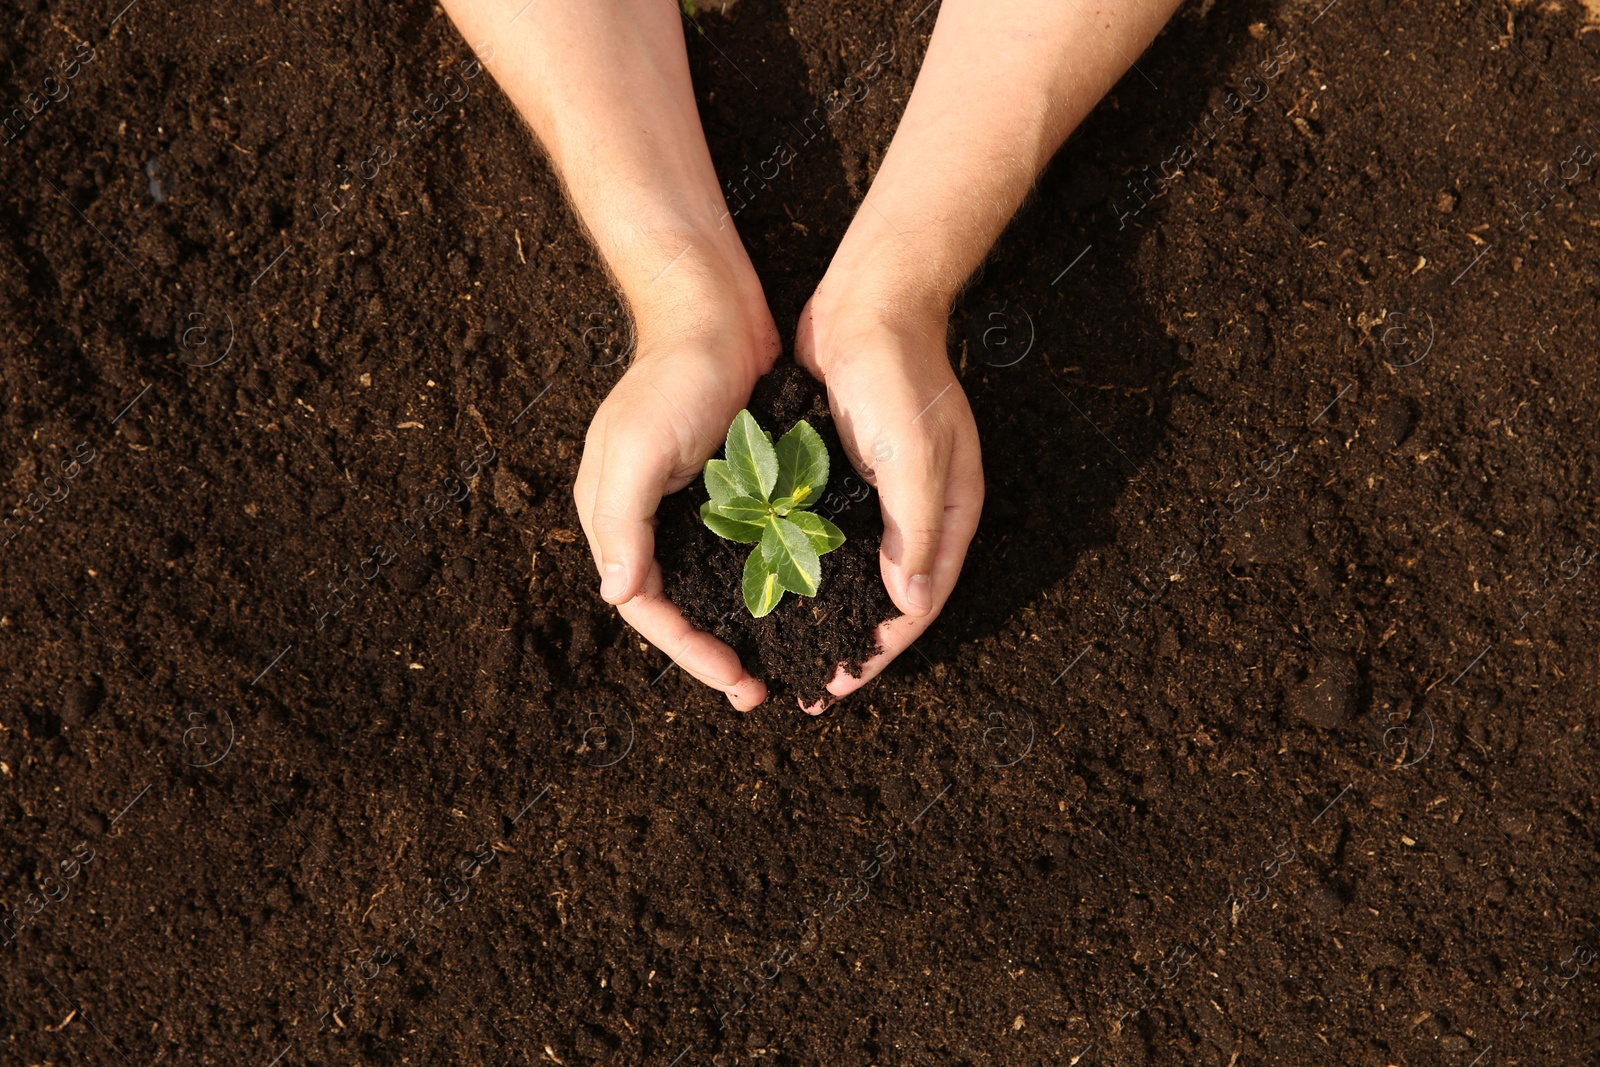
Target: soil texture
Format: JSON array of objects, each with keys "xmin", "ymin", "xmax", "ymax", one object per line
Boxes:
[{"xmin": 2, "ymin": 0, "xmax": 1599, "ymax": 1065}]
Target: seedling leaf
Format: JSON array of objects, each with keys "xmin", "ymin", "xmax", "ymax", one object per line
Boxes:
[
  {"xmin": 703, "ymin": 459, "xmax": 742, "ymax": 508},
  {"xmin": 742, "ymin": 548, "xmax": 783, "ymax": 617},
  {"xmin": 701, "ymin": 409, "xmax": 849, "ymax": 616},
  {"xmin": 707, "ymin": 495, "xmax": 770, "ymax": 525},
  {"xmin": 725, "ymin": 410, "xmax": 778, "ymax": 500},
  {"xmin": 773, "ymin": 420, "xmax": 829, "ymax": 508},
  {"xmin": 785, "ymin": 510, "xmax": 845, "ymax": 555},
  {"xmin": 760, "ymin": 514, "xmax": 820, "ymax": 596},
  {"xmin": 700, "ymin": 501, "xmax": 762, "ymax": 543}
]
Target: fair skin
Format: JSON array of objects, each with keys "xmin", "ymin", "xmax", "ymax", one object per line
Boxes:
[{"xmin": 440, "ymin": 0, "xmax": 1183, "ymax": 711}]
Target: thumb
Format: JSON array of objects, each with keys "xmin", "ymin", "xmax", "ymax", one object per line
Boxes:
[
  {"xmin": 587, "ymin": 436, "xmax": 671, "ymax": 604},
  {"xmin": 876, "ymin": 442, "xmax": 949, "ymax": 617},
  {"xmin": 793, "ymin": 298, "xmax": 825, "ymax": 381}
]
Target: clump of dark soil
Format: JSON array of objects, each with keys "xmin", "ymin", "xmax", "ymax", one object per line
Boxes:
[{"xmin": 657, "ymin": 361, "xmax": 895, "ymax": 703}]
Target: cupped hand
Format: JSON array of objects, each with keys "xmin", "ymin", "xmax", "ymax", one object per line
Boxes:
[
  {"xmin": 573, "ymin": 302, "xmax": 779, "ymax": 710},
  {"xmin": 792, "ymin": 291, "xmax": 984, "ymax": 713}
]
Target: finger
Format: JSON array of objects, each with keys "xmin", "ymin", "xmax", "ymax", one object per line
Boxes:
[
  {"xmin": 798, "ymin": 693, "xmax": 836, "ymax": 716},
  {"xmin": 818, "ymin": 440, "xmax": 982, "ymax": 703},
  {"xmin": 617, "ymin": 562, "xmax": 767, "ymax": 710},
  {"xmin": 822, "ymin": 611, "xmax": 937, "ymax": 700},
  {"xmin": 937, "ymin": 428, "xmax": 985, "ymax": 593},
  {"xmin": 876, "ymin": 432, "xmax": 952, "ymax": 617},
  {"xmin": 793, "ymin": 299, "xmax": 825, "ymax": 380},
  {"xmin": 573, "ymin": 438, "xmax": 606, "ymax": 576},
  {"xmin": 586, "ymin": 429, "xmax": 671, "ymax": 604}
]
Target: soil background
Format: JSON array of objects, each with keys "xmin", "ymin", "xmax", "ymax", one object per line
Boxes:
[{"xmin": 2, "ymin": 0, "xmax": 1599, "ymax": 1064}]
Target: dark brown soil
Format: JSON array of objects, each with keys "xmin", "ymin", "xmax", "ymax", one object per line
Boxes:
[
  {"xmin": 657, "ymin": 361, "xmax": 895, "ymax": 703},
  {"xmin": 3, "ymin": 0, "xmax": 1600, "ymax": 1065}
]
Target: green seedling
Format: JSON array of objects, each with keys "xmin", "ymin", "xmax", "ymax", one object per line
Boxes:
[{"xmin": 700, "ymin": 410, "xmax": 846, "ymax": 618}]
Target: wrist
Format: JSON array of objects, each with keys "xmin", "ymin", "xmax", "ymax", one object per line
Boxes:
[
  {"xmin": 619, "ymin": 231, "xmax": 776, "ymax": 383},
  {"xmin": 808, "ymin": 241, "xmax": 953, "ymax": 375}
]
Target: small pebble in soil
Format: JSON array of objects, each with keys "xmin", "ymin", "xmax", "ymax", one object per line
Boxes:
[
  {"xmin": 1371, "ymin": 399, "xmax": 1414, "ymax": 451},
  {"xmin": 121, "ymin": 418, "xmax": 150, "ymax": 446},
  {"xmin": 310, "ymin": 486, "xmax": 344, "ymax": 518},
  {"xmin": 60, "ymin": 680, "xmax": 102, "ymax": 727},
  {"xmin": 1290, "ymin": 660, "xmax": 1355, "ymax": 728},
  {"xmin": 392, "ymin": 556, "xmax": 433, "ymax": 593},
  {"xmin": 1307, "ymin": 882, "xmax": 1345, "ymax": 919},
  {"xmin": 493, "ymin": 467, "xmax": 529, "ymax": 515},
  {"xmin": 135, "ymin": 225, "xmax": 179, "ymax": 267},
  {"xmin": 145, "ymin": 157, "xmax": 167, "ymax": 203}
]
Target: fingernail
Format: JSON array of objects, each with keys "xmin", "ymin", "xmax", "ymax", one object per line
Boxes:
[
  {"xmin": 599, "ymin": 562, "xmax": 626, "ymax": 602},
  {"xmin": 906, "ymin": 573, "xmax": 932, "ymax": 614},
  {"xmin": 799, "ymin": 695, "xmax": 834, "ymax": 716}
]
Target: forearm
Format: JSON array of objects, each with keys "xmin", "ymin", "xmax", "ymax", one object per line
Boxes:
[
  {"xmin": 440, "ymin": 0, "xmax": 756, "ymax": 325},
  {"xmin": 826, "ymin": 0, "xmax": 1183, "ymax": 314}
]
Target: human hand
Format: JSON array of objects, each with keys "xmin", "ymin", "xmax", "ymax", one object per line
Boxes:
[
  {"xmin": 757, "ymin": 0, "xmax": 1184, "ymax": 715},
  {"xmin": 792, "ymin": 283, "xmax": 983, "ymax": 713},
  {"xmin": 574, "ymin": 279, "xmax": 780, "ymax": 711},
  {"xmin": 441, "ymin": 0, "xmax": 786, "ymax": 707}
]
